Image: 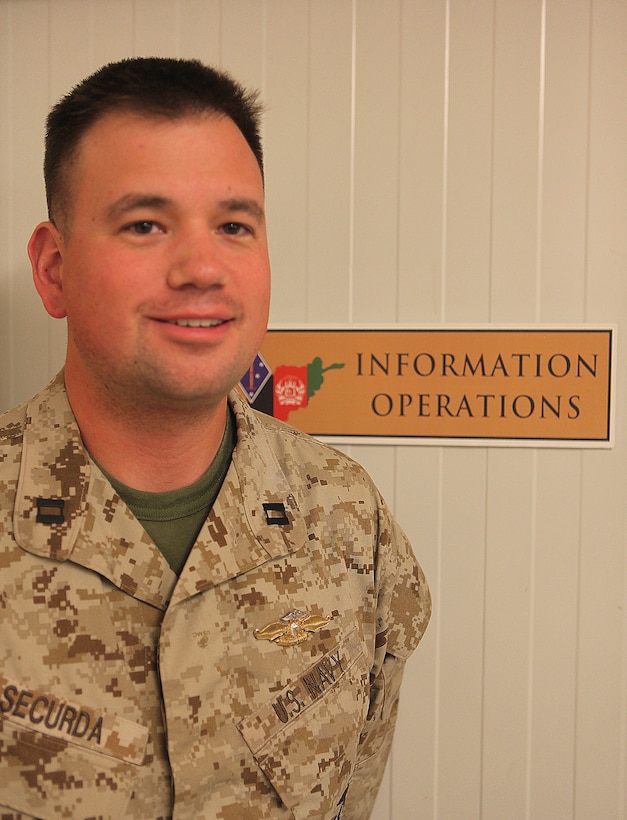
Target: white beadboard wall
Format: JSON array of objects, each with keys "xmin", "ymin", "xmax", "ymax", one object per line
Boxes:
[{"xmin": 1, "ymin": 2, "xmax": 625, "ymax": 818}]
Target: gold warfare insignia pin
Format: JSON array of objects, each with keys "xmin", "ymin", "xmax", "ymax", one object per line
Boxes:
[{"xmin": 254, "ymin": 609, "xmax": 331, "ymax": 647}]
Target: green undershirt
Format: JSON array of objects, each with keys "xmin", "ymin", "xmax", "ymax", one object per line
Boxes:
[{"xmin": 97, "ymin": 409, "xmax": 236, "ymax": 574}]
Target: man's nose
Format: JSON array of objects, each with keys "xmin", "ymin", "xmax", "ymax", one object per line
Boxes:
[{"xmin": 166, "ymin": 229, "xmax": 226, "ymax": 289}]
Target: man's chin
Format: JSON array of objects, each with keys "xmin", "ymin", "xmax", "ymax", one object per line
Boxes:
[
  {"xmin": 145, "ymin": 380, "xmax": 232, "ymax": 410},
  {"xmin": 94, "ymin": 370, "xmax": 231, "ymax": 418}
]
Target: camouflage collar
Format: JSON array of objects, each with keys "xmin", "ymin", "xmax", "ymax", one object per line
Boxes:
[
  {"xmin": 168, "ymin": 390, "xmax": 307, "ymax": 607},
  {"xmin": 10, "ymin": 374, "xmax": 306, "ymax": 609}
]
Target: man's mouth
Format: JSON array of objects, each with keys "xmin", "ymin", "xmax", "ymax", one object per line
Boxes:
[{"xmin": 164, "ymin": 318, "xmax": 227, "ymax": 328}]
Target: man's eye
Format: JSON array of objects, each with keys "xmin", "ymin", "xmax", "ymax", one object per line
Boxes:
[
  {"xmin": 126, "ymin": 220, "xmax": 159, "ymax": 235},
  {"xmin": 222, "ymin": 222, "xmax": 249, "ymax": 236}
]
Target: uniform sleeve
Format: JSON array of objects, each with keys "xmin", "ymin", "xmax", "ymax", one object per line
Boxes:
[{"xmin": 341, "ymin": 495, "xmax": 431, "ymax": 818}]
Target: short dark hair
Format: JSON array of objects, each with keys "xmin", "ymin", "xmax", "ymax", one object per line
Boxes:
[{"xmin": 44, "ymin": 57, "xmax": 264, "ymax": 229}]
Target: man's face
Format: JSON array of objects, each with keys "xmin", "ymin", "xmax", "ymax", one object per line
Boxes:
[{"xmin": 45, "ymin": 111, "xmax": 270, "ymax": 412}]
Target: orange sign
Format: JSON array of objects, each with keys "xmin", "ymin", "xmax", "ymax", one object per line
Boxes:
[{"xmin": 239, "ymin": 327, "xmax": 615, "ymax": 446}]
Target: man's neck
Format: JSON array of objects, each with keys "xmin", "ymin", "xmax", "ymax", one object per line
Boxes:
[{"xmin": 65, "ymin": 372, "xmax": 229, "ymax": 493}]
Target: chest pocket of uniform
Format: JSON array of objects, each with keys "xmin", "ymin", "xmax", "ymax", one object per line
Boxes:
[
  {"xmin": 238, "ymin": 629, "xmax": 369, "ymax": 819},
  {"xmin": 0, "ymin": 680, "xmax": 148, "ymax": 820}
]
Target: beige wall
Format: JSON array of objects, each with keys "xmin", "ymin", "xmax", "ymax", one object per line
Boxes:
[{"xmin": 1, "ymin": 1, "xmax": 625, "ymax": 818}]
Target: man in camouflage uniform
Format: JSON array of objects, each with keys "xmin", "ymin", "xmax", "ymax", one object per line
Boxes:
[{"xmin": 0, "ymin": 58, "xmax": 430, "ymax": 819}]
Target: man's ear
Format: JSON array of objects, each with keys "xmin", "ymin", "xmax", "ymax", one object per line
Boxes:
[{"xmin": 28, "ymin": 221, "xmax": 68, "ymax": 319}]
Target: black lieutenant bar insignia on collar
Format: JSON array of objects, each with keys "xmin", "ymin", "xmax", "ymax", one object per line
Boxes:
[
  {"xmin": 36, "ymin": 498, "xmax": 65, "ymax": 525},
  {"xmin": 263, "ymin": 502, "xmax": 289, "ymax": 525}
]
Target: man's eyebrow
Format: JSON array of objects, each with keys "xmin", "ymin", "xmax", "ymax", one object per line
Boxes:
[
  {"xmin": 219, "ymin": 198, "xmax": 265, "ymax": 223},
  {"xmin": 106, "ymin": 194, "xmax": 172, "ymax": 221}
]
